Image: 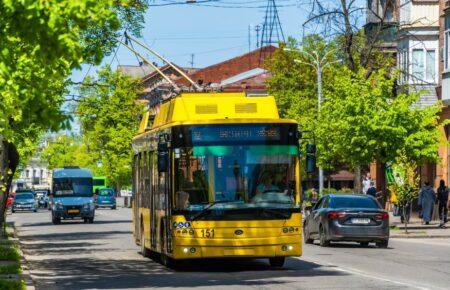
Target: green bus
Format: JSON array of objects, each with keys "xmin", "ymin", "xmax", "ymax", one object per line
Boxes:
[{"xmin": 93, "ymin": 176, "xmax": 107, "ymax": 194}]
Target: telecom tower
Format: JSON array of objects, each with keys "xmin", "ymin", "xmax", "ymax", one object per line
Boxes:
[{"xmin": 259, "ymin": 0, "xmax": 285, "ymax": 48}]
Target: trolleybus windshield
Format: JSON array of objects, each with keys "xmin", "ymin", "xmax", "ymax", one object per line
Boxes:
[{"xmin": 173, "ymin": 124, "xmax": 299, "ymax": 220}]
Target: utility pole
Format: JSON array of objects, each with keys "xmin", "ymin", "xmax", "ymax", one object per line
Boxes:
[
  {"xmin": 255, "ymin": 25, "xmax": 261, "ymax": 48},
  {"xmin": 248, "ymin": 25, "xmax": 251, "ymax": 53},
  {"xmin": 285, "ymin": 47, "xmax": 338, "ymax": 196},
  {"xmin": 189, "ymin": 54, "xmax": 194, "ymax": 68}
]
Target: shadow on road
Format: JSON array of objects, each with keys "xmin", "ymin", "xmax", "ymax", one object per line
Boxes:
[
  {"xmin": 30, "ymin": 257, "xmax": 348, "ymax": 290},
  {"xmin": 20, "ymin": 219, "xmax": 131, "ymax": 227}
]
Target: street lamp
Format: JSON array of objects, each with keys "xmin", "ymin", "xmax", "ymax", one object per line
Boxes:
[{"xmin": 285, "ymin": 47, "xmax": 338, "ymax": 196}]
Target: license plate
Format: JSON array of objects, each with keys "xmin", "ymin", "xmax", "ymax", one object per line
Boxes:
[
  {"xmin": 351, "ymin": 218, "xmax": 370, "ymax": 224},
  {"xmin": 68, "ymin": 209, "xmax": 80, "ymax": 214}
]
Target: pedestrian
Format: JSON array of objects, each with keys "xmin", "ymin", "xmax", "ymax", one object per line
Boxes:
[
  {"xmin": 418, "ymin": 181, "xmax": 436, "ymax": 225},
  {"xmin": 437, "ymin": 179, "xmax": 449, "ymax": 228},
  {"xmin": 366, "ymin": 182, "xmax": 377, "ymax": 198},
  {"xmin": 362, "ymin": 173, "xmax": 372, "ymax": 194}
]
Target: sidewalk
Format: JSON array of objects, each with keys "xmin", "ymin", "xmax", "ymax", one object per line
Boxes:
[{"xmin": 389, "ymin": 213, "xmax": 450, "ymax": 238}]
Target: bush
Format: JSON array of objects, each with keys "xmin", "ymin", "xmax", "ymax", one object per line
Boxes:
[
  {"xmin": 0, "ymin": 280, "xmax": 26, "ymax": 290},
  {"xmin": 0, "ymin": 243, "xmax": 20, "ymax": 261}
]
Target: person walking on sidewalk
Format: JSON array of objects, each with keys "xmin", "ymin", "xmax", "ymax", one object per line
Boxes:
[
  {"xmin": 418, "ymin": 181, "xmax": 436, "ymax": 225},
  {"xmin": 437, "ymin": 179, "xmax": 449, "ymax": 228}
]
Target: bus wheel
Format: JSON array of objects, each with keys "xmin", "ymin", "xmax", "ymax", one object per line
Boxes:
[
  {"xmin": 140, "ymin": 230, "xmax": 150, "ymax": 258},
  {"xmin": 269, "ymin": 257, "xmax": 285, "ymax": 268},
  {"xmin": 52, "ymin": 217, "xmax": 61, "ymax": 225}
]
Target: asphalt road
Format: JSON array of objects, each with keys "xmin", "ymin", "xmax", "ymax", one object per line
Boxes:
[{"xmin": 7, "ymin": 208, "xmax": 450, "ymax": 290}]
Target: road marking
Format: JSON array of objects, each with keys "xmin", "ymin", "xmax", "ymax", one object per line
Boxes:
[{"xmin": 300, "ymin": 257, "xmax": 439, "ymax": 290}]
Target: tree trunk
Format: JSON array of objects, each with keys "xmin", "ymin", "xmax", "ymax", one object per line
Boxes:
[
  {"xmin": 0, "ymin": 139, "xmax": 8, "ymax": 238},
  {"xmin": 354, "ymin": 165, "xmax": 362, "ymax": 193},
  {"xmin": 0, "ymin": 140, "xmax": 19, "ymax": 238}
]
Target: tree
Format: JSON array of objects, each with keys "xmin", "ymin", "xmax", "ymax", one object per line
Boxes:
[
  {"xmin": 316, "ymin": 67, "xmax": 442, "ymax": 193},
  {"xmin": 267, "ymin": 35, "xmax": 340, "ymax": 150},
  {"xmin": 388, "ymin": 152, "xmax": 420, "ymax": 233},
  {"xmin": 0, "ymin": 0, "xmax": 148, "ymax": 236},
  {"xmin": 76, "ymin": 67, "xmax": 144, "ymax": 191},
  {"xmin": 41, "ymin": 135, "xmax": 99, "ymax": 173}
]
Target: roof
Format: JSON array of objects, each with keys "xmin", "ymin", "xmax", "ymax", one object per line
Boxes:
[
  {"xmin": 220, "ymin": 68, "xmax": 268, "ymax": 86},
  {"xmin": 117, "ymin": 64, "xmax": 155, "ymax": 78},
  {"xmin": 138, "ymin": 92, "xmax": 294, "ymax": 134},
  {"xmin": 53, "ymin": 168, "xmax": 93, "ymax": 178},
  {"xmin": 175, "ymin": 45, "xmax": 277, "ymax": 87}
]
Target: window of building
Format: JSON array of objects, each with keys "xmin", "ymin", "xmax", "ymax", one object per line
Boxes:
[
  {"xmin": 411, "ymin": 48, "xmax": 436, "ymax": 82},
  {"xmin": 26, "ymin": 170, "xmax": 29, "ymax": 178},
  {"xmin": 412, "ymin": 49, "xmax": 424, "ymax": 80},
  {"xmin": 425, "ymin": 50, "xmax": 436, "ymax": 81},
  {"xmin": 445, "ymin": 16, "xmax": 450, "ymax": 71}
]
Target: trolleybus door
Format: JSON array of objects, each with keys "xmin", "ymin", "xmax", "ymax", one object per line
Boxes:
[{"xmin": 150, "ymin": 151, "xmax": 157, "ymax": 249}]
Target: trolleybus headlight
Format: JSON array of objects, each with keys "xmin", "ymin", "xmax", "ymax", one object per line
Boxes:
[
  {"xmin": 189, "ymin": 229, "xmax": 194, "ymax": 235},
  {"xmin": 289, "ymin": 227, "xmax": 294, "ymax": 233},
  {"xmin": 282, "ymin": 227, "xmax": 288, "ymax": 233},
  {"xmin": 183, "ymin": 248, "xmax": 189, "ymax": 253},
  {"xmin": 281, "ymin": 245, "xmax": 287, "ymax": 251},
  {"xmin": 184, "ymin": 222, "xmax": 191, "ymax": 228},
  {"xmin": 190, "ymin": 247, "xmax": 196, "ymax": 253},
  {"xmin": 173, "ymin": 222, "xmax": 178, "ymax": 228},
  {"xmin": 288, "ymin": 245, "xmax": 294, "ymax": 251}
]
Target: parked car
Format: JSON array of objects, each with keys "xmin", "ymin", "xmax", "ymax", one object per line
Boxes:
[
  {"xmin": 303, "ymin": 194, "xmax": 389, "ymax": 248},
  {"xmin": 12, "ymin": 192, "xmax": 38, "ymax": 213},
  {"xmin": 6, "ymin": 193, "xmax": 15, "ymax": 209},
  {"xmin": 95, "ymin": 188, "xmax": 117, "ymax": 210}
]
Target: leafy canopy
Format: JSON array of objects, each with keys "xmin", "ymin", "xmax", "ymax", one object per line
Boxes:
[
  {"xmin": 316, "ymin": 67, "xmax": 442, "ymax": 169},
  {"xmin": 76, "ymin": 67, "xmax": 144, "ymax": 189}
]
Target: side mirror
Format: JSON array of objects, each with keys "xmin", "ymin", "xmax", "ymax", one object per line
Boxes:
[
  {"xmin": 157, "ymin": 140, "xmax": 169, "ymax": 173},
  {"xmin": 306, "ymin": 144, "xmax": 316, "ymax": 174}
]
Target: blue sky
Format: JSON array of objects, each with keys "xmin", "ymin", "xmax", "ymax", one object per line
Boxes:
[{"xmin": 71, "ymin": 0, "xmax": 310, "ymax": 83}]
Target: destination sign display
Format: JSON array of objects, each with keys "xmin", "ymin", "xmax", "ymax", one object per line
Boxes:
[{"xmin": 190, "ymin": 125, "xmax": 281, "ymax": 144}]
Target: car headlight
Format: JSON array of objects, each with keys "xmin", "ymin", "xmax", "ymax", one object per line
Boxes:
[
  {"xmin": 83, "ymin": 203, "xmax": 94, "ymax": 210},
  {"xmin": 54, "ymin": 202, "xmax": 63, "ymax": 210}
]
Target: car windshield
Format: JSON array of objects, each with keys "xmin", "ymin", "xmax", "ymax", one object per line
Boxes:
[
  {"xmin": 174, "ymin": 144, "xmax": 297, "ymax": 212},
  {"xmin": 98, "ymin": 189, "xmax": 114, "ymax": 196},
  {"xmin": 53, "ymin": 178, "xmax": 93, "ymax": 197},
  {"xmin": 330, "ymin": 196, "xmax": 380, "ymax": 209},
  {"xmin": 15, "ymin": 193, "xmax": 34, "ymax": 200},
  {"xmin": 93, "ymin": 179, "xmax": 105, "ymax": 186}
]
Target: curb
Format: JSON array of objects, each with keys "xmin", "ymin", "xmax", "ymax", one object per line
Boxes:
[
  {"xmin": 6, "ymin": 225, "xmax": 36, "ymax": 290},
  {"xmin": 391, "ymin": 234, "xmax": 450, "ymax": 239}
]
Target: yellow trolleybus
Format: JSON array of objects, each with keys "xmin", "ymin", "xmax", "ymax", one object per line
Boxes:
[{"xmin": 132, "ymin": 92, "xmax": 308, "ymax": 268}]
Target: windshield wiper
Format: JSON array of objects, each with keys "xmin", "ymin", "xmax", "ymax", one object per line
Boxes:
[
  {"xmin": 190, "ymin": 200, "xmax": 233, "ymax": 221},
  {"xmin": 259, "ymin": 207, "xmax": 290, "ymax": 219}
]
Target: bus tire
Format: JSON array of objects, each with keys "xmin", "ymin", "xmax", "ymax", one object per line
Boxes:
[
  {"xmin": 269, "ymin": 257, "xmax": 285, "ymax": 268},
  {"xmin": 52, "ymin": 217, "xmax": 61, "ymax": 225}
]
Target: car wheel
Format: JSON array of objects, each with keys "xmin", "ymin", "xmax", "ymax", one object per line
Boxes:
[
  {"xmin": 111, "ymin": 205, "xmax": 116, "ymax": 210},
  {"xmin": 33, "ymin": 209, "xmax": 37, "ymax": 212},
  {"xmin": 359, "ymin": 242, "xmax": 369, "ymax": 247},
  {"xmin": 319, "ymin": 225, "xmax": 330, "ymax": 247},
  {"xmin": 11, "ymin": 209, "xmax": 15, "ymax": 213},
  {"xmin": 52, "ymin": 217, "xmax": 61, "ymax": 225},
  {"xmin": 303, "ymin": 225, "xmax": 314, "ymax": 244},
  {"xmin": 376, "ymin": 239, "xmax": 389, "ymax": 248},
  {"xmin": 269, "ymin": 257, "xmax": 285, "ymax": 268},
  {"xmin": 88, "ymin": 218, "xmax": 94, "ymax": 224}
]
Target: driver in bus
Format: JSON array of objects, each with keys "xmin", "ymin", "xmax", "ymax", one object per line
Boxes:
[
  {"xmin": 256, "ymin": 174, "xmax": 280, "ymax": 194},
  {"xmin": 175, "ymin": 191, "xmax": 190, "ymax": 210}
]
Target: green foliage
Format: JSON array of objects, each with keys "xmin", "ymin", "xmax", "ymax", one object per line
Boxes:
[
  {"xmin": 0, "ymin": 242, "xmax": 20, "ymax": 261},
  {"xmin": 267, "ymin": 35, "xmax": 337, "ymax": 130},
  {"xmin": 316, "ymin": 67, "xmax": 442, "ymax": 170},
  {"xmin": 76, "ymin": 67, "xmax": 144, "ymax": 189},
  {"xmin": 0, "ymin": 262, "xmax": 21, "ymax": 275},
  {"xmin": 41, "ymin": 135, "xmax": 99, "ymax": 173},
  {"xmin": 0, "ymin": 280, "xmax": 25, "ymax": 290}
]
